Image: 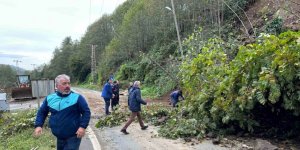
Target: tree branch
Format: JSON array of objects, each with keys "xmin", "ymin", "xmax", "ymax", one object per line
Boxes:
[
  {"xmin": 221, "ymin": 0, "xmax": 250, "ymax": 38},
  {"xmin": 140, "ymin": 51, "xmax": 180, "ymax": 86}
]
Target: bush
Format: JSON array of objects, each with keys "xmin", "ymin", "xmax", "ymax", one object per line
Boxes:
[
  {"xmin": 266, "ymin": 17, "xmax": 283, "ymax": 35},
  {"xmin": 179, "ymin": 31, "xmax": 300, "ymax": 138},
  {"xmin": 0, "ymin": 110, "xmax": 37, "ymax": 137},
  {"xmin": 95, "ymin": 106, "xmax": 130, "ymax": 128},
  {"xmin": 0, "ymin": 110, "xmax": 55, "ymax": 150}
]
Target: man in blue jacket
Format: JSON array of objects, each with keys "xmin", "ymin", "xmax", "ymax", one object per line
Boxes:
[
  {"xmin": 34, "ymin": 74, "xmax": 91, "ymax": 150},
  {"xmin": 170, "ymin": 90, "xmax": 184, "ymax": 107},
  {"xmin": 121, "ymin": 81, "xmax": 148, "ymax": 134},
  {"xmin": 101, "ymin": 78, "xmax": 113, "ymax": 115}
]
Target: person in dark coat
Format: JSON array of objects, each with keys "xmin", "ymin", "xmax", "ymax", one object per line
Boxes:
[
  {"xmin": 111, "ymin": 80, "xmax": 120, "ymax": 110},
  {"xmin": 121, "ymin": 81, "xmax": 148, "ymax": 134},
  {"xmin": 170, "ymin": 90, "xmax": 184, "ymax": 107},
  {"xmin": 101, "ymin": 79, "xmax": 113, "ymax": 115},
  {"xmin": 127, "ymin": 82, "xmax": 133, "ymax": 107}
]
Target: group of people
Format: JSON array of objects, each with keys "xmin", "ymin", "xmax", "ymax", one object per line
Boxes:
[
  {"xmin": 101, "ymin": 78, "xmax": 120, "ymax": 115},
  {"xmin": 33, "ymin": 74, "xmax": 184, "ymax": 149},
  {"xmin": 101, "ymin": 79, "xmax": 149, "ymax": 134}
]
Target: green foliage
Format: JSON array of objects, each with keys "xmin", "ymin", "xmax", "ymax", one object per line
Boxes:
[
  {"xmin": 266, "ymin": 17, "xmax": 283, "ymax": 35},
  {"xmin": 141, "ymin": 103, "xmax": 172, "ymax": 126},
  {"xmin": 179, "ymin": 31, "xmax": 300, "ymax": 137},
  {"xmin": 39, "ymin": 0, "xmax": 256, "ymax": 86},
  {"xmin": 159, "ymin": 117, "xmax": 206, "ymax": 139},
  {"xmin": 0, "ymin": 110, "xmax": 55, "ymax": 150},
  {"xmin": 141, "ymin": 86, "xmax": 160, "ymax": 99},
  {"xmin": 0, "ymin": 65, "xmax": 17, "ymax": 89},
  {"xmin": 115, "ymin": 62, "xmax": 137, "ymax": 81},
  {"xmin": 0, "ymin": 128, "xmax": 55, "ymax": 150},
  {"xmin": 95, "ymin": 106, "xmax": 130, "ymax": 128},
  {"xmin": 0, "ymin": 110, "xmax": 37, "ymax": 137}
]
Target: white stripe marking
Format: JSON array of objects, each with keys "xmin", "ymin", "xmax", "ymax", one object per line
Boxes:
[{"xmin": 87, "ymin": 126, "xmax": 101, "ymax": 150}]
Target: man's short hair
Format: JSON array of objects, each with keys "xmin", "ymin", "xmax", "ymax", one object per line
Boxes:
[
  {"xmin": 133, "ymin": 81, "xmax": 140, "ymax": 87},
  {"xmin": 55, "ymin": 74, "xmax": 70, "ymax": 85}
]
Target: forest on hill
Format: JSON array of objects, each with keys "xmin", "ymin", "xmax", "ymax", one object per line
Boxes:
[{"xmin": 1, "ymin": 0, "xmax": 300, "ymax": 140}]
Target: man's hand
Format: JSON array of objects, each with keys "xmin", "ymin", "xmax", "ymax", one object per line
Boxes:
[
  {"xmin": 76, "ymin": 127, "xmax": 86, "ymax": 138},
  {"xmin": 145, "ymin": 99, "xmax": 151, "ymax": 105},
  {"xmin": 34, "ymin": 127, "xmax": 43, "ymax": 137}
]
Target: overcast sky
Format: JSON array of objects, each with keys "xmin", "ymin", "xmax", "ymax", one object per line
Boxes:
[{"xmin": 0, "ymin": 0, "xmax": 126, "ymax": 70}]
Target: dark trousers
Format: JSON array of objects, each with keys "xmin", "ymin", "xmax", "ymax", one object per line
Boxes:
[
  {"xmin": 57, "ymin": 135, "xmax": 81, "ymax": 150},
  {"xmin": 104, "ymin": 98, "xmax": 111, "ymax": 115},
  {"xmin": 127, "ymin": 96, "xmax": 130, "ymax": 107},
  {"xmin": 171, "ymin": 97, "xmax": 179, "ymax": 107},
  {"xmin": 122, "ymin": 112, "xmax": 145, "ymax": 130},
  {"xmin": 111, "ymin": 96, "xmax": 119, "ymax": 110}
]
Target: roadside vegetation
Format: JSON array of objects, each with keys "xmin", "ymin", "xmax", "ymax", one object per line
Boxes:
[
  {"xmin": 0, "ymin": 110, "xmax": 55, "ymax": 150},
  {"xmin": 95, "ymin": 31, "xmax": 300, "ymax": 140}
]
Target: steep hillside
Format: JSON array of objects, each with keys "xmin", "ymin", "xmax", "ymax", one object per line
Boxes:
[{"xmin": 242, "ymin": 0, "xmax": 299, "ymax": 35}]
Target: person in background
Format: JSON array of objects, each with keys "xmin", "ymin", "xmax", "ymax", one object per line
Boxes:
[
  {"xmin": 111, "ymin": 80, "xmax": 120, "ymax": 110},
  {"xmin": 170, "ymin": 90, "xmax": 184, "ymax": 107},
  {"xmin": 34, "ymin": 74, "xmax": 91, "ymax": 150},
  {"xmin": 101, "ymin": 79, "xmax": 114, "ymax": 115},
  {"xmin": 109, "ymin": 73, "xmax": 114, "ymax": 81},
  {"xmin": 121, "ymin": 81, "xmax": 148, "ymax": 134}
]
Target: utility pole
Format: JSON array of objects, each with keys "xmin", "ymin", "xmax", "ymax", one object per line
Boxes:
[
  {"xmin": 31, "ymin": 64, "xmax": 36, "ymax": 78},
  {"xmin": 13, "ymin": 60, "xmax": 22, "ymax": 75},
  {"xmin": 31, "ymin": 64, "xmax": 36, "ymax": 70},
  {"xmin": 170, "ymin": 0, "xmax": 183, "ymax": 60},
  {"xmin": 89, "ymin": 0, "xmax": 92, "ymax": 24},
  {"xmin": 90, "ymin": 44, "xmax": 97, "ymax": 84}
]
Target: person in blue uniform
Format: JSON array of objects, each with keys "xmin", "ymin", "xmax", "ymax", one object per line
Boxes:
[{"xmin": 34, "ymin": 74, "xmax": 91, "ymax": 150}]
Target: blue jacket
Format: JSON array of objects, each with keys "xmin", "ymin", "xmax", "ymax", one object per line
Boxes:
[
  {"xmin": 170, "ymin": 90, "xmax": 184, "ymax": 103},
  {"xmin": 35, "ymin": 91, "xmax": 91, "ymax": 139},
  {"xmin": 101, "ymin": 82, "xmax": 113, "ymax": 99},
  {"xmin": 129, "ymin": 87, "xmax": 147, "ymax": 112}
]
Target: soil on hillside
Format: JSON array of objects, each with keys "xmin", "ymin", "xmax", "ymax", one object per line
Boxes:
[{"xmin": 239, "ymin": 0, "xmax": 299, "ymax": 40}]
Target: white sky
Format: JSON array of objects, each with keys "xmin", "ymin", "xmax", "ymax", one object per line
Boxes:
[{"xmin": 0, "ymin": 0, "xmax": 126, "ymax": 70}]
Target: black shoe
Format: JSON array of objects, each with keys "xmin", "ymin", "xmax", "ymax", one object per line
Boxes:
[
  {"xmin": 121, "ymin": 129, "xmax": 129, "ymax": 135},
  {"xmin": 141, "ymin": 125, "xmax": 148, "ymax": 130}
]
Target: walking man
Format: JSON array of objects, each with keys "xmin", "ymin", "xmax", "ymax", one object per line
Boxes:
[
  {"xmin": 121, "ymin": 81, "xmax": 148, "ymax": 134},
  {"xmin": 34, "ymin": 74, "xmax": 91, "ymax": 150}
]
